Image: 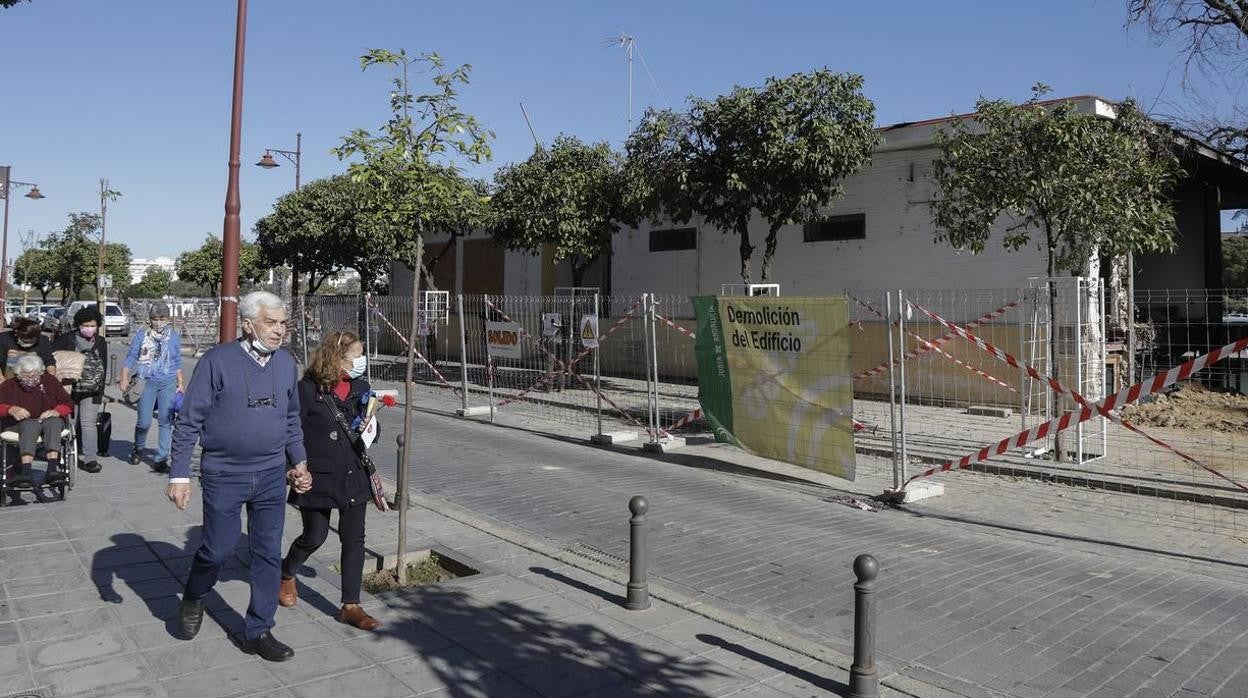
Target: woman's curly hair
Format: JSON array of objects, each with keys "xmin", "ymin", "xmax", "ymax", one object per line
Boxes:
[{"xmin": 305, "ymin": 330, "xmax": 361, "ymax": 392}]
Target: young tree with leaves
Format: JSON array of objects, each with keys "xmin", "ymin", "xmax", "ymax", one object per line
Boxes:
[
  {"xmin": 931, "ymin": 85, "xmax": 1183, "ymax": 460},
  {"xmin": 13, "ymin": 248, "xmax": 57, "ymax": 303},
  {"xmin": 489, "ymin": 136, "xmax": 624, "ymax": 287},
  {"xmin": 334, "ymin": 48, "xmax": 491, "ymax": 584},
  {"xmin": 130, "ymin": 267, "xmax": 174, "ymax": 299},
  {"xmin": 626, "ymin": 69, "xmax": 879, "ymax": 283},
  {"xmin": 175, "ymin": 235, "xmax": 266, "ymax": 296}
]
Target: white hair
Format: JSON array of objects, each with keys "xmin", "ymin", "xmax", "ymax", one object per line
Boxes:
[
  {"xmin": 238, "ymin": 291, "xmax": 285, "ymax": 322},
  {"xmin": 14, "ymin": 354, "xmax": 44, "ymax": 375}
]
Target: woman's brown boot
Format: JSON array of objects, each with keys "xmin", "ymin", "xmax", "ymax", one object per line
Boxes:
[
  {"xmin": 339, "ymin": 605, "xmax": 380, "ymax": 631},
  {"xmin": 278, "ymin": 577, "xmax": 298, "ymax": 607}
]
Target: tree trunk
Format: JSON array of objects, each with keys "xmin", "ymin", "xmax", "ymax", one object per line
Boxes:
[
  {"xmin": 760, "ymin": 224, "xmax": 781, "ymax": 282},
  {"xmin": 1046, "ymin": 237, "xmax": 1065, "ymax": 464},
  {"xmin": 397, "ymin": 234, "xmax": 424, "ymax": 587},
  {"xmin": 737, "ymin": 221, "xmax": 754, "ymax": 284}
]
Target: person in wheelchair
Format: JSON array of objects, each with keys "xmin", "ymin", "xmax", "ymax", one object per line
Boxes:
[{"xmin": 0, "ymin": 354, "xmax": 74, "ymax": 488}]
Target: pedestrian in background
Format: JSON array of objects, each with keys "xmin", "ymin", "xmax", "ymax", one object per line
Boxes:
[
  {"xmin": 168, "ymin": 291, "xmax": 312, "ymax": 662},
  {"xmin": 0, "ymin": 317, "xmax": 57, "ymax": 379},
  {"xmin": 120, "ymin": 303, "xmax": 184, "ymax": 472},
  {"xmin": 279, "ymin": 329, "xmax": 381, "ymax": 631},
  {"xmin": 51, "ymin": 306, "xmax": 107, "ymax": 474}
]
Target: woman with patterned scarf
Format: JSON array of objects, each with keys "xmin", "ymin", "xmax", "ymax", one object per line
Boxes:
[{"xmin": 119, "ymin": 303, "xmax": 185, "ymax": 471}]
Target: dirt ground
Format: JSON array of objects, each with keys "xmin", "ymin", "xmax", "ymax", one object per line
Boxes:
[{"xmin": 1121, "ymin": 383, "xmax": 1248, "ymax": 432}]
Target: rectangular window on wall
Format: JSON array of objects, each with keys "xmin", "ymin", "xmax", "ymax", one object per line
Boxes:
[
  {"xmin": 649, "ymin": 227, "xmax": 698, "ymax": 252},
  {"xmin": 803, "ymin": 214, "xmax": 866, "ymax": 242}
]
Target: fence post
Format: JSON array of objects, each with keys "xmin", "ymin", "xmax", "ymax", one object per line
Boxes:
[
  {"xmin": 885, "ymin": 292, "xmax": 900, "ymax": 491},
  {"xmin": 848, "ymin": 554, "xmax": 879, "ymax": 698},
  {"xmin": 625, "ymin": 495, "xmax": 651, "ymax": 610},
  {"xmin": 896, "ymin": 290, "xmax": 909, "ymax": 482},
  {"xmin": 364, "ymin": 293, "xmax": 373, "ymax": 383},
  {"xmin": 594, "ymin": 292, "xmax": 603, "ymax": 437},
  {"xmin": 483, "ymin": 294, "xmax": 495, "ymax": 424},
  {"xmin": 648, "ymin": 294, "xmax": 661, "ymax": 443},
  {"xmin": 457, "ymin": 294, "xmax": 470, "ymax": 414},
  {"xmin": 641, "ymin": 294, "xmax": 655, "ymax": 442}
]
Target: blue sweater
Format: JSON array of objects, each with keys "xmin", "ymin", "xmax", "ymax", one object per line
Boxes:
[
  {"xmin": 124, "ymin": 328, "xmax": 182, "ymax": 382},
  {"xmin": 170, "ymin": 341, "xmax": 307, "ymax": 479}
]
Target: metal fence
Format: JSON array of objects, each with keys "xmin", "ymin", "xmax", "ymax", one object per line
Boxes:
[{"xmin": 148, "ymin": 284, "xmax": 1248, "ymax": 537}]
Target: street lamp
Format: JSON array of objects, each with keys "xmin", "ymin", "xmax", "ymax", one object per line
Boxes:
[
  {"xmin": 255, "ymin": 132, "xmax": 301, "ymax": 191},
  {"xmin": 0, "ymin": 166, "xmax": 46, "ymax": 328}
]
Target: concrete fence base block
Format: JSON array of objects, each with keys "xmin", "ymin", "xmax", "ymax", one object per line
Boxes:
[
  {"xmin": 456, "ymin": 406, "xmax": 492, "ymax": 418},
  {"xmin": 642, "ymin": 437, "xmax": 686, "ymax": 454},
  {"xmin": 591, "ymin": 431, "xmax": 638, "ymax": 445},
  {"xmin": 967, "ymin": 405, "xmax": 1012, "ymax": 418},
  {"xmin": 883, "ymin": 481, "xmax": 945, "ymax": 504}
]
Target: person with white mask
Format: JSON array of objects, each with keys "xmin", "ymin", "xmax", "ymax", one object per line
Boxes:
[{"xmin": 119, "ymin": 302, "xmax": 184, "ymax": 471}]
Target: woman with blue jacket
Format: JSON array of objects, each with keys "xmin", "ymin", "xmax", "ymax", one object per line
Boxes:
[{"xmin": 119, "ymin": 303, "xmax": 185, "ymax": 471}]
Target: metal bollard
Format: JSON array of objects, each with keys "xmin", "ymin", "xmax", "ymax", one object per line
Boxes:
[
  {"xmin": 848, "ymin": 554, "xmax": 880, "ymax": 698},
  {"xmin": 625, "ymin": 495, "xmax": 651, "ymax": 610}
]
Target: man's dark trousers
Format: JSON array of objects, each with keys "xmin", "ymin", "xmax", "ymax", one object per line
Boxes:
[{"xmin": 185, "ymin": 466, "xmax": 286, "ymax": 640}]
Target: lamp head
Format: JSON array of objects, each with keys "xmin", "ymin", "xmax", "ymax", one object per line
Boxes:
[
  {"xmin": 24, "ymin": 187, "xmax": 44, "ymax": 200},
  {"xmin": 255, "ymin": 153, "xmax": 279, "ymax": 169}
]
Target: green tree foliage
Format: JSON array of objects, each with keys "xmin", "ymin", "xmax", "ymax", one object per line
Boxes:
[
  {"xmin": 43, "ymin": 213, "xmax": 132, "ymax": 302},
  {"xmin": 13, "ymin": 248, "xmax": 57, "ymax": 303},
  {"xmin": 1225, "ymin": 236, "xmax": 1248, "ymax": 288},
  {"xmin": 130, "ymin": 267, "xmax": 173, "ymax": 299},
  {"xmin": 175, "ymin": 235, "xmax": 265, "ymax": 296},
  {"xmin": 255, "ymin": 175, "xmax": 365, "ymax": 293},
  {"xmin": 333, "ymin": 49, "xmax": 492, "ymax": 277},
  {"xmin": 626, "ymin": 69, "xmax": 880, "ymax": 282},
  {"xmin": 1, "ymin": 1, "xmax": 30, "ymax": 8},
  {"xmin": 931, "ymin": 85, "xmax": 1183, "ymax": 278},
  {"xmin": 489, "ymin": 136, "xmax": 625, "ymax": 287}
]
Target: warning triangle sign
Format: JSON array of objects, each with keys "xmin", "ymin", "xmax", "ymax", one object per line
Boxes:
[{"xmin": 580, "ymin": 315, "xmax": 600, "ymax": 348}]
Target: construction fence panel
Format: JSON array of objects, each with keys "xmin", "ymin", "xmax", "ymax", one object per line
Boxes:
[{"xmin": 650, "ymin": 294, "xmax": 703, "ymax": 437}]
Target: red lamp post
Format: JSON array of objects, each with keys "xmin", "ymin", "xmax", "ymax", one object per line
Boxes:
[
  {"xmin": 219, "ymin": 0, "xmax": 248, "ymax": 343},
  {"xmin": 0, "ymin": 166, "xmax": 45, "ymax": 329}
]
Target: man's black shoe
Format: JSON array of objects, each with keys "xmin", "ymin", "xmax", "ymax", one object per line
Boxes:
[
  {"xmin": 78, "ymin": 460, "xmax": 101, "ymax": 474},
  {"xmin": 152, "ymin": 459, "xmax": 169, "ymax": 474},
  {"xmin": 44, "ymin": 469, "xmax": 68, "ymax": 486},
  {"xmin": 242, "ymin": 631, "xmax": 294, "ymax": 662},
  {"xmin": 177, "ymin": 595, "xmax": 204, "ymax": 640},
  {"xmin": 128, "ymin": 451, "xmax": 141, "ymax": 465}
]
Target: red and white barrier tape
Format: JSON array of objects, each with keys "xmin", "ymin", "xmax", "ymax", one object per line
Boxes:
[
  {"xmin": 904, "ymin": 301, "xmax": 1248, "ymax": 491},
  {"xmin": 484, "ymin": 299, "xmax": 667, "ymax": 438},
  {"xmin": 849, "ymin": 296, "xmax": 1018, "ymax": 394},
  {"xmin": 365, "ymin": 295, "xmax": 461, "ymax": 396},
  {"xmin": 854, "ymin": 298, "xmax": 1020, "ymax": 380},
  {"xmin": 655, "ymin": 313, "xmax": 697, "ymax": 340},
  {"xmin": 497, "ymin": 299, "xmax": 643, "ymax": 408}
]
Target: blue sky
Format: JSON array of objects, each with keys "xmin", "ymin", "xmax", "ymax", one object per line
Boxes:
[{"xmin": 0, "ymin": 0, "xmax": 1240, "ymax": 259}]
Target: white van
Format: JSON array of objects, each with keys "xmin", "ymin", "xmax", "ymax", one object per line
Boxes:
[{"xmin": 63, "ymin": 301, "xmax": 132, "ymax": 337}]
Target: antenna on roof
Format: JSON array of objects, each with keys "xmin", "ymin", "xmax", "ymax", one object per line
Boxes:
[
  {"xmin": 519, "ymin": 102, "xmax": 541, "ymax": 149},
  {"xmin": 604, "ymin": 31, "xmax": 635, "ymax": 135}
]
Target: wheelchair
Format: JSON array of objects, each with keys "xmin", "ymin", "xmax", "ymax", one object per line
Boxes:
[{"xmin": 0, "ymin": 413, "xmax": 78, "ymax": 505}]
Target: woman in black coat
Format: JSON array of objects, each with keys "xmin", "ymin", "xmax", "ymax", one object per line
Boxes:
[
  {"xmin": 51, "ymin": 307, "xmax": 108, "ymax": 473},
  {"xmin": 278, "ymin": 329, "xmax": 381, "ymax": 631}
]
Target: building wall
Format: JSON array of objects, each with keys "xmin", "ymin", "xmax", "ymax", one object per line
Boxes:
[
  {"xmin": 1134, "ymin": 181, "xmax": 1208, "ymax": 290},
  {"xmin": 612, "ymin": 147, "xmax": 1051, "ymax": 299}
]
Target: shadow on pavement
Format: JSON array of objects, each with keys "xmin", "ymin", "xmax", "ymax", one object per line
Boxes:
[
  {"xmin": 90, "ymin": 530, "xmax": 261, "ymax": 644},
  {"xmin": 697, "ymin": 633, "xmax": 848, "ymax": 694},
  {"xmin": 527, "ymin": 566, "xmax": 625, "ymax": 607},
  {"xmin": 377, "ymin": 584, "xmax": 728, "ymax": 697}
]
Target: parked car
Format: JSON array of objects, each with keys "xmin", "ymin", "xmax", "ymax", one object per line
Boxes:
[
  {"xmin": 41, "ymin": 307, "xmax": 65, "ymax": 335},
  {"xmin": 64, "ymin": 301, "xmax": 132, "ymax": 336}
]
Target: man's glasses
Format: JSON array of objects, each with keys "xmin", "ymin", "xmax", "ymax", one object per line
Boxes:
[{"xmin": 244, "ymin": 371, "xmax": 277, "ymax": 408}]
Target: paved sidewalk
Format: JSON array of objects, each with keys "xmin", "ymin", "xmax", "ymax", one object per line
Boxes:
[{"xmin": 0, "ymin": 398, "xmax": 915, "ymax": 697}]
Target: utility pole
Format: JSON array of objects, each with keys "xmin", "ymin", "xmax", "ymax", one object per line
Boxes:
[{"xmin": 97, "ymin": 179, "xmax": 122, "ymax": 335}]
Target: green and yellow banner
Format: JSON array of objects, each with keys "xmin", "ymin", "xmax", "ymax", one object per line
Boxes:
[{"xmin": 693, "ymin": 296, "xmax": 855, "ymax": 479}]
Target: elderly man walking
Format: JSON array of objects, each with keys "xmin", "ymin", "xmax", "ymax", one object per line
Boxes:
[{"xmin": 167, "ymin": 291, "xmax": 312, "ymax": 661}]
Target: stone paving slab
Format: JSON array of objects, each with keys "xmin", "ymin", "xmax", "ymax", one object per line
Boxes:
[{"xmin": 0, "ymin": 399, "xmax": 898, "ymax": 698}]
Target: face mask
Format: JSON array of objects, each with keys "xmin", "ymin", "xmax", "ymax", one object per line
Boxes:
[
  {"xmin": 16, "ymin": 340, "xmax": 35, "ymax": 349},
  {"xmin": 249, "ymin": 337, "xmax": 277, "ymax": 355},
  {"xmin": 347, "ymin": 355, "xmax": 367, "ymax": 379},
  {"xmin": 79, "ymin": 326, "xmax": 98, "ymax": 339},
  {"xmin": 150, "ymin": 321, "xmax": 169, "ymax": 333},
  {"xmin": 17, "ymin": 374, "xmax": 40, "ymax": 390}
]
